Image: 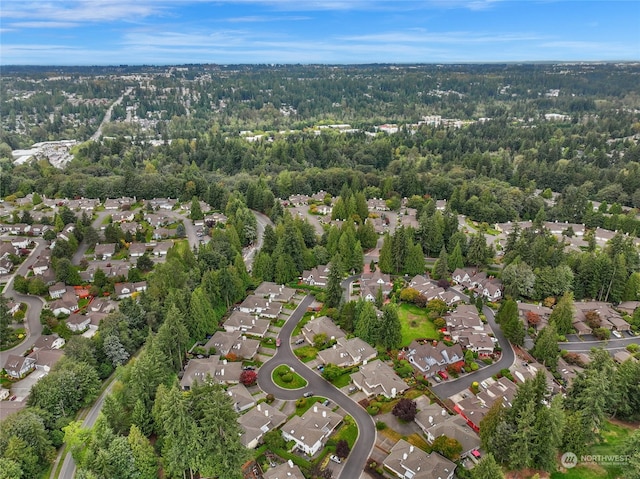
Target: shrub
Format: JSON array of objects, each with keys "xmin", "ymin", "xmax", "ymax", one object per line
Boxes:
[
  {"xmin": 296, "ymin": 398, "xmax": 307, "ymax": 408},
  {"xmin": 469, "ymin": 362, "xmax": 479, "ymax": 371},
  {"xmin": 375, "ymin": 421, "xmax": 387, "ymax": 430},
  {"xmin": 367, "ymin": 405, "xmax": 379, "ymax": 415},
  {"xmin": 392, "ymin": 398, "xmax": 417, "ymax": 422},
  {"xmin": 281, "ymin": 373, "xmax": 293, "ymax": 383}
]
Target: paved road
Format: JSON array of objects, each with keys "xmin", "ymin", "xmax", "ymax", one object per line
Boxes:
[
  {"xmin": 57, "ymin": 378, "xmax": 118, "ymax": 479},
  {"xmin": 243, "ymin": 210, "xmax": 273, "ymax": 271},
  {"xmin": 1, "ymin": 238, "xmax": 48, "ymax": 365},
  {"xmin": 90, "ymin": 88, "xmax": 132, "ymax": 141},
  {"xmin": 431, "ymin": 302, "xmax": 516, "ymax": 399},
  {"xmin": 560, "ymin": 336, "xmax": 640, "ymax": 352},
  {"xmin": 258, "ymin": 296, "xmax": 375, "ymax": 479},
  {"xmin": 71, "ymin": 210, "xmax": 111, "ymax": 264}
]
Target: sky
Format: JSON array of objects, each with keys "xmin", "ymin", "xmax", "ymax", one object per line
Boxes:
[{"xmin": 1, "ymin": 0, "xmax": 639, "ymax": 65}]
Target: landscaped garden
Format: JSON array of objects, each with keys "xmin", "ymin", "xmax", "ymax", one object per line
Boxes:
[
  {"xmin": 272, "ymin": 364, "xmax": 308, "ymax": 389},
  {"xmin": 397, "ymin": 303, "xmax": 439, "ymax": 347}
]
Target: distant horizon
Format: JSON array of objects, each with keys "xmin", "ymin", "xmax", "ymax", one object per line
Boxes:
[
  {"xmin": 1, "ymin": 1, "xmax": 639, "ymax": 66},
  {"xmin": 3, "ymin": 60, "xmax": 640, "ymax": 68}
]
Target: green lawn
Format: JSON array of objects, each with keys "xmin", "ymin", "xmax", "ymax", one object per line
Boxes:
[
  {"xmin": 397, "ymin": 303, "xmax": 439, "ymax": 347},
  {"xmin": 294, "ymin": 345, "xmax": 318, "ymax": 362},
  {"xmin": 551, "ymin": 421, "xmax": 634, "ymax": 479},
  {"xmin": 272, "ymin": 365, "xmax": 308, "ymax": 389}
]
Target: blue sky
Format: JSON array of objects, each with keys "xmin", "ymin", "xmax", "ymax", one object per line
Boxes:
[{"xmin": 1, "ymin": 0, "xmax": 639, "ymax": 65}]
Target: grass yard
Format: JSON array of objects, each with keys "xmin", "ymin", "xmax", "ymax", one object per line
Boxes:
[
  {"xmin": 273, "ymin": 365, "xmax": 308, "ymax": 389},
  {"xmin": 398, "ymin": 303, "xmax": 439, "ymax": 347},
  {"xmin": 333, "ymin": 419, "xmax": 359, "ymax": 448},
  {"xmin": 550, "ymin": 420, "xmax": 635, "ymax": 479},
  {"xmin": 331, "ymin": 371, "xmax": 353, "ymax": 389},
  {"xmin": 294, "ymin": 345, "xmax": 318, "ymax": 362}
]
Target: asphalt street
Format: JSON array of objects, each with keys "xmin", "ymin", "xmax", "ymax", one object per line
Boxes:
[
  {"xmin": 258, "ymin": 295, "xmax": 376, "ymax": 479},
  {"xmin": 431, "ymin": 302, "xmax": 516, "ymax": 399}
]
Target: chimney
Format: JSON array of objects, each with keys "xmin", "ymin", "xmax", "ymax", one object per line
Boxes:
[
  {"xmin": 313, "ymin": 405, "xmax": 318, "ymax": 413},
  {"xmin": 322, "ymin": 410, "xmax": 326, "ymax": 418},
  {"xmin": 403, "ymin": 453, "xmax": 408, "ymax": 461},
  {"xmin": 410, "ymin": 445, "xmax": 414, "ymax": 453},
  {"xmin": 220, "ymin": 368, "xmax": 224, "ymax": 375},
  {"xmin": 265, "ymin": 409, "xmax": 269, "ymax": 417},
  {"xmin": 257, "ymin": 404, "xmax": 262, "ymax": 411},
  {"xmin": 287, "ymin": 460, "xmax": 294, "ymax": 468},
  {"xmin": 223, "ymin": 359, "xmax": 227, "ymax": 365}
]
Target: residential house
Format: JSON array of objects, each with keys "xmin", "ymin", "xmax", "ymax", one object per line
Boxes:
[
  {"xmin": 226, "ymin": 383, "xmax": 256, "ymax": 413},
  {"xmin": 414, "ymin": 401, "xmax": 451, "ymax": 436},
  {"xmin": 405, "ymin": 341, "xmax": 464, "ymax": 377},
  {"xmin": 94, "ymin": 243, "xmax": 115, "ymax": 260},
  {"xmin": 58, "ymin": 224, "xmax": 75, "ymax": 242},
  {"xmin": 254, "ymin": 282, "xmax": 296, "ymax": 303},
  {"xmin": 114, "ymin": 281, "xmax": 147, "ymax": 299},
  {"xmin": 239, "ymin": 402, "xmax": 287, "ymax": 449},
  {"xmin": 613, "ymin": 350, "xmax": 637, "ymax": 364},
  {"xmin": 32, "ymin": 334, "xmax": 65, "ymax": 351},
  {"xmin": 424, "ymin": 415, "xmax": 481, "ymax": 458},
  {"xmin": 574, "ymin": 301, "xmax": 631, "ymax": 332},
  {"xmin": 351, "ymin": 360, "xmax": 408, "ymax": 398},
  {"xmin": 152, "ymin": 241, "xmax": 173, "ymax": 256},
  {"xmin": 239, "ymin": 295, "xmax": 283, "ymax": 318},
  {"xmin": 128, "ymin": 243, "xmax": 148, "ymax": 258},
  {"xmin": 481, "ymin": 280, "xmax": 503, "ymax": 301},
  {"xmin": 281, "ymin": 404, "xmax": 343, "ymax": 456},
  {"xmin": 367, "ymin": 198, "xmax": 389, "ymax": 211},
  {"xmin": 32, "ymin": 258, "xmax": 50, "ymax": 276},
  {"xmin": 288, "ymin": 194, "xmax": 310, "ymax": 206},
  {"xmin": 317, "ymin": 337, "xmax": 377, "ymax": 367},
  {"xmin": 0, "ymin": 259, "xmax": 13, "ymax": 275},
  {"xmin": 4, "ymin": 355, "xmax": 36, "ymax": 379},
  {"xmin": 89, "ymin": 297, "xmax": 118, "ymax": 314},
  {"xmin": 180, "ymin": 357, "xmax": 241, "ymax": 390},
  {"xmin": 10, "ymin": 237, "xmax": 30, "ymax": 249},
  {"xmin": 28, "ymin": 349, "xmax": 65, "ymax": 373},
  {"xmin": 360, "ymin": 270, "xmax": 392, "ymax": 295},
  {"xmin": 517, "ymin": 303, "xmax": 553, "ymax": 330},
  {"xmin": 383, "ymin": 439, "xmax": 456, "ymax": 479},
  {"xmin": 301, "ymin": 316, "xmax": 345, "ymax": 344},
  {"xmin": 204, "ymin": 212, "xmax": 228, "ymax": 226},
  {"xmin": 204, "ymin": 331, "xmax": 260, "ymax": 360},
  {"xmin": 48, "ymin": 282, "xmax": 67, "ymax": 299},
  {"xmin": 49, "ymin": 288, "xmax": 79, "ymax": 316},
  {"xmin": 152, "ymin": 228, "xmax": 171, "ymax": 240},
  {"xmin": 223, "ymin": 312, "xmax": 270, "ymax": 338},
  {"xmin": 477, "ymin": 377, "xmax": 517, "ymax": 409},
  {"xmin": 459, "ymin": 333, "xmax": 495, "ymax": 356},
  {"xmin": 120, "ymin": 222, "xmax": 140, "ymax": 235},
  {"xmin": 301, "ymin": 265, "xmax": 330, "ymax": 286},
  {"xmin": 66, "ymin": 313, "xmax": 91, "ymax": 332},
  {"xmin": 111, "ymin": 211, "xmax": 135, "ymax": 223},
  {"xmin": 263, "ymin": 461, "xmax": 305, "ymax": 479},
  {"xmin": 617, "ymin": 301, "xmax": 640, "ymax": 316}
]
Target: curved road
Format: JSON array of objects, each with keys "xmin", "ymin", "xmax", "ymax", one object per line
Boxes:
[
  {"xmin": 1, "ymin": 239, "xmax": 48, "ymax": 365},
  {"xmin": 431, "ymin": 302, "xmax": 516, "ymax": 399},
  {"xmin": 90, "ymin": 88, "xmax": 133, "ymax": 141},
  {"xmin": 258, "ymin": 295, "xmax": 375, "ymax": 479}
]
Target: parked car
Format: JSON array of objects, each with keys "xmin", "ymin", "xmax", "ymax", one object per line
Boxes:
[
  {"xmin": 323, "ymin": 399, "xmax": 331, "ymax": 407},
  {"xmin": 612, "ymin": 330, "xmax": 622, "ymax": 338},
  {"xmin": 303, "ymin": 391, "xmax": 313, "ymax": 398},
  {"xmin": 295, "ymin": 338, "xmax": 305, "ymax": 345},
  {"xmin": 433, "ymin": 375, "xmax": 442, "ymax": 383},
  {"xmin": 276, "ymin": 338, "xmax": 281, "ymax": 347},
  {"xmin": 438, "ymin": 370, "xmax": 449, "ymax": 380},
  {"xmin": 330, "ymin": 455, "xmax": 341, "ymax": 464},
  {"xmin": 348, "ymin": 386, "xmax": 357, "ymax": 393},
  {"xmin": 317, "ymin": 364, "xmax": 325, "ymax": 371}
]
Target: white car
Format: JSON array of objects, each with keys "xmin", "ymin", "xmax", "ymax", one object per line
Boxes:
[
  {"xmin": 330, "ymin": 455, "xmax": 341, "ymax": 464},
  {"xmin": 612, "ymin": 330, "xmax": 622, "ymax": 338}
]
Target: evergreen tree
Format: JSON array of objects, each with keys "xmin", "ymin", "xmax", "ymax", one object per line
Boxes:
[
  {"xmin": 190, "ymin": 196, "xmax": 203, "ymax": 220},
  {"xmin": 355, "ymin": 300, "xmax": 379, "ymax": 346},
  {"xmin": 326, "ymin": 255, "xmax": 344, "ymax": 309},
  {"xmin": 405, "ymin": 242, "xmax": 425, "ymax": 276},
  {"xmin": 470, "ymin": 453, "xmax": 504, "ymax": 479},
  {"xmin": 378, "ymin": 233, "xmax": 393, "ymax": 274},
  {"xmin": 449, "ymin": 241, "xmax": 464, "ymax": 270},
  {"xmin": 531, "ymin": 324, "xmax": 559, "ymax": 370},
  {"xmin": 379, "ymin": 304, "xmax": 402, "ymax": 350},
  {"xmin": 497, "ymin": 299, "xmax": 525, "ymax": 346},
  {"xmin": 549, "ymin": 292, "xmax": 574, "ymax": 335},
  {"xmin": 467, "ymin": 231, "xmax": 491, "ymax": 267},
  {"xmin": 432, "ymin": 246, "xmax": 449, "ymax": 279}
]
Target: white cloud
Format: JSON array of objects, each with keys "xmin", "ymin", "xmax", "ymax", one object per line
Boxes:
[{"xmin": 10, "ymin": 21, "xmax": 80, "ymax": 28}]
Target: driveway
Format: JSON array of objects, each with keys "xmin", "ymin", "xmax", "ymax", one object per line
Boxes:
[{"xmin": 258, "ymin": 295, "xmax": 376, "ymax": 479}]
